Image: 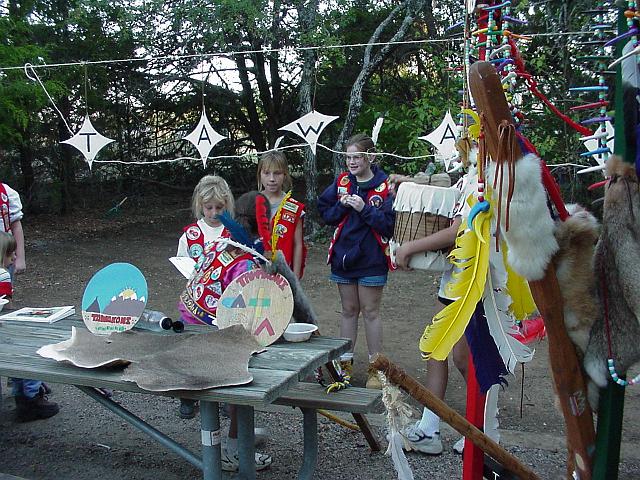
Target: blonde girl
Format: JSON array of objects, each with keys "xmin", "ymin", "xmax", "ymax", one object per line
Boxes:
[
  {"xmin": 177, "ymin": 175, "xmax": 235, "ymax": 260},
  {"xmin": 257, "ymin": 151, "xmax": 306, "ymax": 278}
]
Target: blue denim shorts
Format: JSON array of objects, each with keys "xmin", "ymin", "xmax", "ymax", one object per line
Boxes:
[{"xmin": 329, "ymin": 273, "xmax": 388, "ymax": 287}]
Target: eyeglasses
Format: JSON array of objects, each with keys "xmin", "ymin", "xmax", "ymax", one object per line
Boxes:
[{"xmin": 345, "ymin": 154, "xmax": 365, "ymax": 162}]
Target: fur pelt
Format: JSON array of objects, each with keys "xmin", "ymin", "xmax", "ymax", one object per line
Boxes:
[
  {"xmin": 262, "ymin": 251, "xmax": 318, "ymax": 325},
  {"xmin": 585, "ymin": 156, "xmax": 640, "ymax": 405},
  {"xmin": 552, "ymin": 204, "xmax": 600, "ymax": 357},
  {"xmin": 486, "ymin": 153, "xmax": 559, "ymax": 281}
]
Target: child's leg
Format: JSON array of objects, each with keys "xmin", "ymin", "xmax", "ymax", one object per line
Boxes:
[
  {"xmin": 451, "ymin": 335, "xmax": 470, "ymax": 382},
  {"xmin": 337, "ymin": 283, "xmax": 360, "ymax": 353},
  {"xmin": 357, "ymin": 285, "xmax": 384, "ymax": 358}
]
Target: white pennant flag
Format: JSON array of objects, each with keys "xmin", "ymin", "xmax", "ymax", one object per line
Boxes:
[
  {"xmin": 61, "ymin": 115, "xmax": 115, "ymax": 170},
  {"xmin": 279, "ymin": 110, "xmax": 338, "ymax": 154},
  {"xmin": 183, "ymin": 107, "xmax": 226, "ymax": 168},
  {"xmin": 419, "ymin": 111, "xmax": 459, "ymax": 169}
]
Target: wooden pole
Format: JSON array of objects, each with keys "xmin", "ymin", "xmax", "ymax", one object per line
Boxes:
[
  {"xmin": 469, "ymin": 61, "xmax": 596, "ymax": 479},
  {"xmin": 372, "ymin": 354, "xmax": 540, "ymax": 480}
]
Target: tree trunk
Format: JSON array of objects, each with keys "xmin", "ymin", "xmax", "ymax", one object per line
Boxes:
[
  {"xmin": 18, "ymin": 131, "xmax": 35, "ymax": 210},
  {"xmin": 332, "ymin": 0, "xmax": 431, "ymax": 175}
]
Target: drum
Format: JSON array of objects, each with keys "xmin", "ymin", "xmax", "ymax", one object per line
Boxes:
[{"xmin": 390, "ymin": 179, "xmax": 461, "ymax": 271}]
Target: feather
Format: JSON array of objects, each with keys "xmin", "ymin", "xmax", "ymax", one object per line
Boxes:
[
  {"xmin": 503, "ymin": 248, "xmax": 537, "ymax": 321},
  {"xmin": 270, "ymin": 191, "xmax": 292, "ymax": 261},
  {"xmin": 465, "ymin": 302, "xmax": 509, "ymax": 393},
  {"xmin": 484, "ymin": 384, "xmax": 501, "ymax": 444},
  {"xmin": 218, "ymin": 211, "xmax": 253, "ymax": 249},
  {"xmin": 483, "ymin": 266, "xmax": 534, "ymax": 374},
  {"xmin": 420, "ymin": 202, "xmax": 491, "ymax": 360},
  {"xmin": 372, "ymin": 117, "xmax": 385, "ymax": 145}
]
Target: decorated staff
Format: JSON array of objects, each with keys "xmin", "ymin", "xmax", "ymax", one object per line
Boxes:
[{"xmin": 468, "ymin": 60, "xmax": 595, "ymax": 480}]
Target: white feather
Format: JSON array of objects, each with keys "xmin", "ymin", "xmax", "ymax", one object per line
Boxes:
[
  {"xmin": 372, "ymin": 117, "xmax": 384, "ymax": 145},
  {"xmin": 482, "ymin": 248, "xmax": 534, "ymax": 373},
  {"xmin": 483, "ymin": 384, "xmax": 501, "ymax": 444}
]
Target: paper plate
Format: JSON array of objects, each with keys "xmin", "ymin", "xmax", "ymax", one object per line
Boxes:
[
  {"xmin": 217, "ymin": 269, "xmax": 293, "ymax": 346},
  {"xmin": 81, "ymin": 263, "xmax": 148, "ymax": 335}
]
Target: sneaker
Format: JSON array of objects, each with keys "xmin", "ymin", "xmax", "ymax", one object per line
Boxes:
[
  {"xmin": 453, "ymin": 436, "xmax": 465, "ymax": 454},
  {"xmin": 221, "ymin": 447, "xmax": 272, "ymax": 472},
  {"xmin": 365, "ymin": 365, "xmax": 382, "ymax": 389},
  {"xmin": 401, "ymin": 422, "xmax": 443, "ymax": 455},
  {"xmin": 179, "ymin": 398, "xmax": 197, "ymax": 419},
  {"xmin": 15, "ymin": 393, "xmax": 59, "ymax": 422}
]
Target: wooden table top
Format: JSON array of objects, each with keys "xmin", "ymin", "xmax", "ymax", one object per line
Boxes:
[{"xmin": 0, "ymin": 317, "xmax": 350, "ymax": 408}]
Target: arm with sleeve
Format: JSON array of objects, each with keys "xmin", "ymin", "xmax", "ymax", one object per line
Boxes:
[{"xmin": 317, "ymin": 181, "xmax": 349, "ymax": 226}]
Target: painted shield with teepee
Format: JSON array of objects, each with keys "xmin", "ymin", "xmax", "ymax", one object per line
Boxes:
[{"xmin": 217, "ymin": 269, "xmax": 293, "ymax": 346}]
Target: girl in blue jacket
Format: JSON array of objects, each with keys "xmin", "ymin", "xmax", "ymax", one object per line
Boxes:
[{"xmin": 317, "ymin": 133, "xmax": 395, "ymax": 389}]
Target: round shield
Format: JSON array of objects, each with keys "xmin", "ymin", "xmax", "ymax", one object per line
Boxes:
[
  {"xmin": 217, "ymin": 269, "xmax": 293, "ymax": 346},
  {"xmin": 81, "ymin": 263, "xmax": 148, "ymax": 335}
]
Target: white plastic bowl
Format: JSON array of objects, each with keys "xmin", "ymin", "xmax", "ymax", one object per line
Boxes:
[
  {"xmin": 0, "ymin": 298, "xmax": 8, "ymax": 312},
  {"xmin": 283, "ymin": 323, "xmax": 318, "ymax": 342}
]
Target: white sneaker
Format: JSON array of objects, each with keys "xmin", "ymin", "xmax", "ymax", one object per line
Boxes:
[
  {"xmin": 221, "ymin": 447, "xmax": 272, "ymax": 472},
  {"xmin": 401, "ymin": 422, "xmax": 443, "ymax": 455},
  {"xmin": 453, "ymin": 436, "xmax": 465, "ymax": 454}
]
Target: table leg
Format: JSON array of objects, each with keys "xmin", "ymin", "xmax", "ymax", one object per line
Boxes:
[
  {"xmin": 200, "ymin": 400, "xmax": 222, "ymax": 480},
  {"xmin": 298, "ymin": 408, "xmax": 318, "ymax": 480},
  {"xmin": 237, "ymin": 404, "xmax": 256, "ymax": 480}
]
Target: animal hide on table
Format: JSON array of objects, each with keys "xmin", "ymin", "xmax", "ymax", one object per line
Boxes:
[
  {"xmin": 486, "ymin": 153, "xmax": 559, "ymax": 281},
  {"xmin": 552, "ymin": 204, "xmax": 600, "ymax": 357},
  {"xmin": 585, "ymin": 157, "xmax": 640, "ymax": 398},
  {"xmin": 38, "ymin": 324, "xmax": 265, "ymax": 391}
]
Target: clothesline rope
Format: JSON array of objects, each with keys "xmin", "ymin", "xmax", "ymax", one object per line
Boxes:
[{"xmin": 0, "ymin": 31, "xmax": 610, "ymax": 72}]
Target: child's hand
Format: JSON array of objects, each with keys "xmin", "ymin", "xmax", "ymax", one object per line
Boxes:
[
  {"xmin": 395, "ymin": 245, "xmax": 413, "ymax": 271},
  {"xmin": 344, "ymin": 195, "xmax": 365, "ymax": 212},
  {"xmin": 13, "ymin": 256, "xmax": 26, "ymax": 274}
]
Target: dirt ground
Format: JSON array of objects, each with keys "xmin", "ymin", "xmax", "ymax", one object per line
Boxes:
[{"xmin": 0, "ymin": 197, "xmax": 639, "ymax": 479}]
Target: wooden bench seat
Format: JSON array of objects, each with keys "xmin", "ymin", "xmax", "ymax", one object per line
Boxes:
[{"xmin": 274, "ymin": 382, "xmax": 384, "ymax": 415}]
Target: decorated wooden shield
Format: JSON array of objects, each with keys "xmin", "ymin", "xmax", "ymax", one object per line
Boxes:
[
  {"xmin": 216, "ymin": 269, "xmax": 293, "ymax": 346},
  {"xmin": 81, "ymin": 263, "xmax": 148, "ymax": 335}
]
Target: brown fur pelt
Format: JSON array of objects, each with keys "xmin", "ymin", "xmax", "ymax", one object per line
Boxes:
[
  {"xmin": 552, "ymin": 204, "xmax": 600, "ymax": 357},
  {"xmin": 585, "ymin": 156, "xmax": 640, "ymax": 405}
]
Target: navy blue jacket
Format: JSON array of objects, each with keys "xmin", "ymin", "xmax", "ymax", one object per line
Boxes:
[{"xmin": 317, "ymin": 165, "xmax": 395, "ymax": 278}]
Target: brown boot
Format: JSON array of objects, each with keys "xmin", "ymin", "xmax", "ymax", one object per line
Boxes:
[
  {"xmin": 15, "ymin": 392, "xmax": 59, "ymax": 422},
  {"xmin": 366, "ymin": 364, "xmax": 382, "ymax": 389}
]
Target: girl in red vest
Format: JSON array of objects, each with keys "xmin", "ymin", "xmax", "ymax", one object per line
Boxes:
[
  {"xmin": 317, "ymin": 133, "xmax": 395, "ymax": 389},
  {"xmin": 177, "ymin": 175, "xmax": 235, "ymax": 262},
  {"xmin": 177, "ymin": 191, "xmax": 273, "ymax": 472},
  {"xmin": 256, "ymin": 151, "xmax": 306, "ymax": 278}
]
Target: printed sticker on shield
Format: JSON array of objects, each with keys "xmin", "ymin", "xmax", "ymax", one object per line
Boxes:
[
  {"xmin": 217, "ymin": 269, "xmax": 293, "ymax": 346},
  {"xmin": 81, "ymin": 263, "xmax": 148, "ymax": 335}
]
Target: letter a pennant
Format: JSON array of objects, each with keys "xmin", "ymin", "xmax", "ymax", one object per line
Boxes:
[
  {"xmin": 419, "ymin": 111, "xmax": 460, "ymax": 169},
  {"xmin": 61, "ymin": 115, "xmax": 115, "ymax": 170},
  {"xmin": 279, "ymin": 110, "xmax": 338, "ymax": 154},
  {"xmin": 183, "ymin": 107, "xmax": 226, "ymax": 168}
]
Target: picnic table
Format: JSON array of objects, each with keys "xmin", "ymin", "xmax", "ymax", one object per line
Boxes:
[{"xmin": 0, "ymin": 316, "xmax": 351, "ymax": 480}]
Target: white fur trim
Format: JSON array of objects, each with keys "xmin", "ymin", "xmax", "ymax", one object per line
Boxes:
[{"xmin": 487, "ymin": 153, "xmax": 559, "ymax": 281}]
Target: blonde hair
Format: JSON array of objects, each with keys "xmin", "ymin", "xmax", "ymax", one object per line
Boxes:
[
  {"xmin": 345, "ymin": 133, "xmax": 376, "ymax": 155},
  {"xmin": 256, "ymin": 151, "xmax": 293, "ymax": 192},
  {"xmin": 191, "ymin": 175, "xmax": 234, "ymax": 220},
  {"xmin": 0, "ymin": 232, "xmax": 16, "ymax": 267}
]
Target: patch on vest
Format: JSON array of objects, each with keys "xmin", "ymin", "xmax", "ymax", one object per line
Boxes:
[
  {"xmin": 186, "ymin": 226, "xmax": 201, "ymax": 241},
  {"xmin": 189, "ymin": 244, "xmax": 203, "ymax": 259},
  {"xmin": 282, "ymin": 212, "xmax": 296, "ymax": 223},
  {"xmin": 369, "ymin": 194, "xmax": 383, "ymax": 208},
  {"xmin": 275, "ymin": 224, "xmax": 287, "ymax": 237},
  {"xmin": 282, "ymin": 201, "xmax": 299, "ymax": 213}
]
